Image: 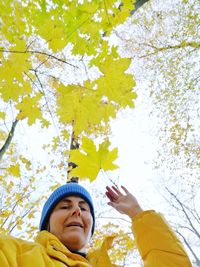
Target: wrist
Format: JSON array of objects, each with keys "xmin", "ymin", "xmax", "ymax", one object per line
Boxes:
[{"xmin": 127, "ymin": 206, "xmax": 143, "ymax": 219}]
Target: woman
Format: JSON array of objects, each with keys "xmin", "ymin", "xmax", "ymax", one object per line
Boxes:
[{"xmin": 0, "ymin": 181, "xmax": 192, "ymax": 266}]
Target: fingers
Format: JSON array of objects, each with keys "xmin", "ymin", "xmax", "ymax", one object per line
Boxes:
[
  {"xmin": 105, "ymin": 186, "xmax": 119, "ymax": 201},
  {"xmin": 121, "ymin": 185, "xmax": 130, "ymax": 194},
  {"xmin": 105, "ymin": 185, "xmax": 129, "ymax": 203},
  {"xmin": 105, "ymin": 191, "xmax": 114, "ymax": 202},
  {"xmin": 112, "ymin": 186, "xmax": 123, "ymax": 196},
  {"xmin": 106, "ymin": 185, "xmax": 128, "ymax": 195}
]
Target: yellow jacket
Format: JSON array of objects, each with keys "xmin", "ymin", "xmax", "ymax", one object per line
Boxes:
[{"xmin": 0, "ymin": 211, "xmax": 192, "ymax": 267}]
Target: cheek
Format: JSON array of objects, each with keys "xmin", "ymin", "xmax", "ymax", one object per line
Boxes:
[
  {"xmin": 84, "ymin": 214, "xmax": 93, "ymax": 232},
  {"xmin": 49, "ymin": 214, "xmax": 57, "ymax": 231},
  {"xmin": 49, "ymin": 211, "xmax": 65, "ymax": 229}
]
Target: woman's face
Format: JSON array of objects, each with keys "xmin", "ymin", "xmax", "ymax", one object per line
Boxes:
[{"xmin": 49, "ymin": 195, "xmax": 93, "ymax": 252}]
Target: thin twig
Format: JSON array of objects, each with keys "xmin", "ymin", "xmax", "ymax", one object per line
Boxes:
[
  {"xmin": 0, "ymin": 49, "xmax": 78, "ymax": 68},
  {"xmin": 165, "ymin": 187, "xmax": 200, "ymax": 240},
  {"xmin": 176, "ymin": 229, "xmax": 200, "ymax": 265}
]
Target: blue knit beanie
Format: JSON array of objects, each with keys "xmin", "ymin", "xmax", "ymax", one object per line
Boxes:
[{"xmin": 39, "ymin": 183, "xmax": 95, "ymax": 234}]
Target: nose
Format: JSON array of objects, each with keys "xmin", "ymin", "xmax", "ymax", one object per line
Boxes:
[{"xmin": 71, "ymin": 206, "xmax": 81, "ymax": 216}]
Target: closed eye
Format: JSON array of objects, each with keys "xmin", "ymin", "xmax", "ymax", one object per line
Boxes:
[
  {"xmin": 60, "ymin": 206, "xmax": 88, "ymax": 211},
  {"xmin": 80, "ymin": 206, "xmax": 90, "ymax": 212},
  {"xmin": 60, "ymin": 206, "xmax": 70, "ymax": 209}
]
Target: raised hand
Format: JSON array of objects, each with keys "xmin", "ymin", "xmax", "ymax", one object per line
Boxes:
[{"xmin": 105, "ymin": 185, "xmax": 143, "ymax": 219}]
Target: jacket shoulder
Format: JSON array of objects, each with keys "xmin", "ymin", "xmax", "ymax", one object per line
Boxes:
[{"xmin": 0, "ymin": 234, "xmax": 38, "ymax": 253}]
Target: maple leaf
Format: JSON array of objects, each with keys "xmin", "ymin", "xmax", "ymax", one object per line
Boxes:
[
  {"xmin": 96, "ymin": 56, "xmax": 137, "ymax": 107},
  {"xmin": 38, "ymin": 18, "xmax": 67, "ymax": 52},
  {"xmin": 41, "ymin": 118, "xmax": 51, "ymax": 128},
  {"xmin": 19, "ymin": 156, "xmax": 31, "ymax": 171},
  {"xmin": 16, "ymin": 93, "xmax": 43, "ymax": 125},
  {"xmin": 70, "ymin": 137, "xmax": 119, "ymax": 181},
  {"xmin": 0, "ymin": 80, "xmax": 32, "ymax": 103},
  {"xmin": 56, "ymin": 82, "xmax": 116, "ymax": 135},
  {"xmin": 0, "ymin": 210, "xmax": 12, "ymax": 218},
  {"xmin": 0, "ymin": 48, "xmax": 32, "ymax": 102},
  {"xmin": 7, "ymin": 164, "xmax": 20, "ymax": 177},
  {"xmin": 87, "ymin": 235, "xmax": 116, "ymax": 267}
]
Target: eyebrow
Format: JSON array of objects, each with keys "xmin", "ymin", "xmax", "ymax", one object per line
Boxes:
[{"xmin": 59, "ymin": 198, "xmax": 88, "ymax": 205}]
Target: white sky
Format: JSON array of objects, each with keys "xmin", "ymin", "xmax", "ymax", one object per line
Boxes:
[{"xmin": 1, "ymin": 1, "xmax": 199, "ymax": 264}]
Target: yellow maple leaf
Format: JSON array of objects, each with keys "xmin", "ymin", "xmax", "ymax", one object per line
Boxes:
[
  {"xmin": 61, "ymin": 129, "xmax": 70, "ymax": 141},
  {"xmin": 0, "ymin": 111, "xmax": 5, "ymax": 120},
  {"xmin": 7, "ymin": 163, "xmax": 20, "ymax": 177},
  {"xmin": 70, "ymin": 137, "xmax": 119, "ymax": 181},
  {"xmin": 38, "ymin": 17, "xmax": 66, "ymax": 52},
  {"xmin": 15, "ymin": 193, "xmax": 22, "ymax": 201},
  {"xmin": 0, "ymin": 42, "xmax": 32, "ymax": 103},
  {"xmin": 19, "ymin": 156, "xmax": 31, "ymax": 170},
  {"xmin": 56, "ymin": 82, "xmax": 116, "ymax": 135},
  {"xmin": 28, "ymin": 212, "xmax": 34, "ymax": 219},
  {"xmin": 96, "ymin": 56, "xmax": 137, "ymax": 107},
  {"xmin": 98, "ymin": 140, "xmax": 119, "ymax": 171},
  {"xmin": 0, "ymin": 210, "xmax": 12, "ymax": 218},
  {"xmin": 41, "ymin": 118, "xmax": 51, "ymax": 128},
  {"xmin": 0, "ymin": 79, "xmax": 32, "ymax": 103},
  {"xmin": 16, "ymin": 93, "xmax": 42, "ymax": 125},
  {"xmin": 87, "ymin": 235, "xmax": 116, "ymax": 267}
]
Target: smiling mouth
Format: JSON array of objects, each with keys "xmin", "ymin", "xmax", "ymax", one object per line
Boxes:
[{"xmin": 66, "ymin": 223, "xmax": 83, "ymax": 228}]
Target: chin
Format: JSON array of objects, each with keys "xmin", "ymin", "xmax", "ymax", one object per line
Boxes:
[
  {"xmin": 62, "ymin": 235, "xmax": 85, "ymax": 251},
  {"xmin": 66, "ymin": 242, "xmax": 85, "ymax": 252}
]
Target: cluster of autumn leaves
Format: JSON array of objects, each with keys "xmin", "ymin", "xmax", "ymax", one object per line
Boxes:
[
  {"xmin": 0, "ymin": 0, "xmax": 138, "ymax": 265},
  {"xmin": 0, "ymin": 0, "xmax": 137, "ymax": 182}
]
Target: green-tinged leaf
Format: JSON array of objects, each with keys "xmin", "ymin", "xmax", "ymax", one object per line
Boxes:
[{"xmin": 70, "ymin": 136, "xmax": 119, "ymax": 181}]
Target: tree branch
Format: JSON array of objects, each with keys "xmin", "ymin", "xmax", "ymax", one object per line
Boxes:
[
  {"xmin": 165, "ymin": 187, "xmax": 200, "ymax": 240},
  {"xmin": 131, "ymin": 0, "xmax": 150, "ymax": 15},
  {"xmin": 0, "ymin": 49, "xmax": 78, "ymax": 68},
  {"xmin": 0, "ymin": 119, "xmax": 19, "ymax": 161},
  {"xmin": 8, "ymin": 205, "xmax": 35, "ymax": 234},
  {"xmin": 144, "ymin": 41, "xmax": 200, "ymax": 51},
  {"xmin": 139, "ymin": 41, "xmax": 200, "ymax": 58},
  {"xmin": 176, "ymin": 229, "xmax": 200, "ymax": 266}
]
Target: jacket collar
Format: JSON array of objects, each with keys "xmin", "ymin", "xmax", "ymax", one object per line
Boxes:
[{"xmin": 35, "ymin": 231, "xmax": 89, "ymax": 267}]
